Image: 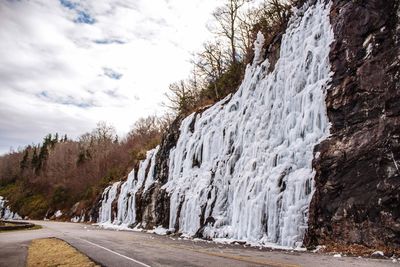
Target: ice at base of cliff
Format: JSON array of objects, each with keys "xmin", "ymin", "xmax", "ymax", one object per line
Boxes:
[
  {"xmin": 0, "ymin": 196, "xmax": 22, "ymax": 220},
  {"xmin": 55, "ymin": 210, "xmax": 62, "ymax": 218},
  {"xmin": 97, "ymin": 147, "xmax": 160, "ymax": 226},
  {"xmin": 164, "ymin": 0, "xmax": 333, "ymax": 247}
]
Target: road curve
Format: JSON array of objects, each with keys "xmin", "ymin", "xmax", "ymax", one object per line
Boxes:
[{"xmin": 0, "ymin": 220, "xmax": 396, "ymax": 267}]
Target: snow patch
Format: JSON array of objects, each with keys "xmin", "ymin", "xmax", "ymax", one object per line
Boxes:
[
  {"xmin": 149, "ymin": 226, "xmax": 169, "ymax": 236},
  {"xmin": 372, "ymin": 251, "xmax": 385, "ymax": 257},
  {"xmin": 54, "ymin": 210, "xmax": 63, "ymax": 218}
]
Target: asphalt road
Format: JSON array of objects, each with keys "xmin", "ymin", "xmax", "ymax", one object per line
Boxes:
[{"xmin": 0, "ymin": 220, "xmax": 397, "ymax": 267}]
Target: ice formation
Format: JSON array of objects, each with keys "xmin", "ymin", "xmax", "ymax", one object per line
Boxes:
[
  {"xmin": 97, "ymin": 0, "xmax": 333, "ymax": 247},
  {"xmin": 0, "ymin": 196, "xmax": 22, "ymax": 220},
  {"xmin": 166, "ymin": 0, "xmax": 333, "ymax": 247},
  {"xmin": 54, "ymin": 210, "xmax": 63, "ymax": 218},
  {"xmin": 98, "ymin": 147, "xmax": 160, "ymax": 226}
]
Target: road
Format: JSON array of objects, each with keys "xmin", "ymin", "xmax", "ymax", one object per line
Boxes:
[{"xmin": 0, "ymin": 220, "xmax": 396, "ymax": 267}]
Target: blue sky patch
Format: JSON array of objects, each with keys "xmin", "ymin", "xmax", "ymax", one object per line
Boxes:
[
  {"xmin": 59, "ymin": 0, "xmax": 95, "ymax": 25},
  {"xmin": 75, "ymin": 11, "xmax": 95, "ymax": 24},
  {"xmin": 59, "ymin": 0, "xmax": 77, "ymax": 10}
]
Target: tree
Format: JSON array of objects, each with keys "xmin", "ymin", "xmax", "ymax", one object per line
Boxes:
[
  {"xmin": 212, "ymin": 0, "xmax": 249, "ymax": 64},
  {"xmin": 53, "ymin": 133, "xmax": 59, "ymax": 145},
  {"xmin": 130, "ymin": 116, "xmax": 160, "ymax": 137},
  {"xmin": 254, "ymin": 0, "xmax": 292, "ymax": 43},
  {"xmin": 20, "ymin": 149, "xmax": 29, "ymax": 170},
  {"xmin": 237, "ymin": 6, "xmax": 262, "ymax": 64},
  {"xmin": 262, "ymin": 0, "xmax": 291, "ymax": 26},
  {"xmin": 38, "ymin": 144, "xmax": 49, "ymax": 171},
  {"xmin": 91, "ymin": 121, "xmax": 116, "ymax": 145},
  {"xmin": 164, "ymin": 81, "xmax": 197, "ymax": 114},
  {"xmin": 31, "ymin": 146, "xmax": 39, "ymax": 170},
  {"xmin": 193, "ymin": 41, "xmax": 229, "ymax": 99}
]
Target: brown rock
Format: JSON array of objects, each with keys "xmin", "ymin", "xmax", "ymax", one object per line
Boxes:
[{"xmin": 305, "ymin": 0, "xmax": 400, "ymax": 249}]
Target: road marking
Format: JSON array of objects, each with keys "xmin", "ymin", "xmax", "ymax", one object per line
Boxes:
[
  {"xmin": 199, "ymin": 250, "xmax": 300, "ymax": 267},
  {"xmin": 146, "ymin": 241, "xmax": 299, "ymax": 267},
  {"xmin": 78, "ymin": 238, "xmax": 152, "ymax": 267}
]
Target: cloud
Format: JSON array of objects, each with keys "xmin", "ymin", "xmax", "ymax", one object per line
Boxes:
[
  {"xmin": 0, "ymin": 0, "xmax": 220, "ymax": 155},
  {"xmin": 103, "ymin": 68, "xmax": 123, "ymax": 80},
  {"xmin": 94, "ymin": 39, "xmax": 126, "ymax": 45}
]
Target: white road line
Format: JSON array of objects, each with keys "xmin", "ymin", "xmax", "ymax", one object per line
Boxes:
[{"xmin": 78, "ymin": 238, "xmax": 152, "ymax": 267}]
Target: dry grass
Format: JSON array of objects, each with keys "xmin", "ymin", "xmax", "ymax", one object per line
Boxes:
[{"xmin": 27, "ymin": 238, "xmax": 99, "ymax": 267}]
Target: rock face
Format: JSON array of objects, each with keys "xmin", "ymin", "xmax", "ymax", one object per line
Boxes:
[
  {"xmin": 136, "ymin": 116, "xmax": 183, "ymax": 229},
  {"xmin": 96, "ymin": 116, "xmax": 183, "ymax": 229},
  {"xmin": 306, "ymin": 0, "xmax": 400, "ymax": 249},
  {"xmin": 95, "ymin": 0, "xmax": 400, "ymax": 250}
]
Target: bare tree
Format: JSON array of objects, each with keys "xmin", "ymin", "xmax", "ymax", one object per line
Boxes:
[
  {"xmin": 164, "ymin": 80, "xmax": 197, "ymax": 114},
  {"xmin": 237, "ymin": 6, "xmax": 262, "ymax": 63},
  {"xmin": 91, "ymin": 121, "xmax": 116, "ymax": 145},
  {"xmin": 130, "ymin": 116, "xmax": 162, "ymax": 137},
  {"xmin": 192, "ymin": 41, "xmax": 229, "ymax": 99},
  {"xmin": 212, "ymin": 0, "xmax": 249, "ymax": 64}
]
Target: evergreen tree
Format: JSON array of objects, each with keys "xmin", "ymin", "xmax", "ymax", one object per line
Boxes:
[
  {"xmin": 53, "ymin": 133, "xmax": 59, "ymax": 146},
  {"xmin": 31, "ymin": 147, "xmax": 39, "ymax": 169},
  {"xmin": 20, "ymin": 149, "xmax": 29, "ymax": 170}
]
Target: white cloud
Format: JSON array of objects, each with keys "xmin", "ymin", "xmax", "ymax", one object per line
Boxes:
[{"xmin": 0, "ymin": 0, "xmax": 220, "ymax": 154}]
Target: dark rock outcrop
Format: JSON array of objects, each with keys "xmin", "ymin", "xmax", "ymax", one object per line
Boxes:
[
  {"xmin": 134, "ymin": 115, "xmax": 184, "ymax": 229},
  {"xmin": 306, "ymin": 0, "xmax": 400, "ymax": 249}
]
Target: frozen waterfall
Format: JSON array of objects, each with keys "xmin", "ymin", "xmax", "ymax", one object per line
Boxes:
[
  {"xmin": 97, "ymin": 147, "xmax": 160, "ymax": 227},
  {"xmin": 0, "ymin": 196, "xmax": 22, "ymax": 220},
  {"xmin": 165, "ymin": 0, "xmax": 333, "ymax": 247},
  {"xmin": 96, "ymin": 0, "xmax": 334, "ymax": 248}
]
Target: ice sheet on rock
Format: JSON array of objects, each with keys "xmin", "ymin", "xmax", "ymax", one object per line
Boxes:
[
  {"xmin": 55, "ymin": 210, "xmax": 63, "ymax": 218},
  {"xmin": 0, "ymin": 196, "xmax": 22, "ymax": 220},
  {"xmin": 98, "ymin": 181, "xmax": 121, "ymax": 223},
  {"xmin": 164, "ymin": 0, "xmax": 333, "ymax": 247},
  {"xmin": 98, "ymin": 146, "xmax": 160, "ymax": 227}
]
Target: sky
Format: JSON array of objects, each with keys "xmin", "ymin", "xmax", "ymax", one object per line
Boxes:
[{"xmin": 0, "ymin": 0, "xmax": 221, "ymax": 155}]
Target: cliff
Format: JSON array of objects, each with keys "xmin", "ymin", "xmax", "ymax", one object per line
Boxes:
[
  {"xmin": 306, "ymin": 0, "xmax": 400, "ymax": 250},
  {"xmin": 96, "ymin": 0, "xmax": 333, "ymax": 248},
  {"xmin": 95, "ymin": 0, "xmax": 400, "ymax": 251}
]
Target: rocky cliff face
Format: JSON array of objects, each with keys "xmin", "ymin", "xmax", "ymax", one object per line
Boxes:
[
  {"xmin": 306, "ymin": 0, "xmax": 400, "ymax": 249},
  {"xmin": 95, "ymin": 0, "xmax": 400, "ymax": 250}
]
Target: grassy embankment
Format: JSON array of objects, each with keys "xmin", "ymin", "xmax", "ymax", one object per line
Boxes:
[{"xmin": 27, "ymin": 238, "xmax": 98, "ymax": 267}]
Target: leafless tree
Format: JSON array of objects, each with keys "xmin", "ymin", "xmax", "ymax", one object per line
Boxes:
[
  {"xmin": 164, "ymin": 80, "xmax": 197, "ymax": 114},
  {"xmin": 192, "ymin": 41, "xmax": 229, "ymax": 99},
  {"xmin": 212, "ymin": 0, "xmax": 249, "ymax": 64}
]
